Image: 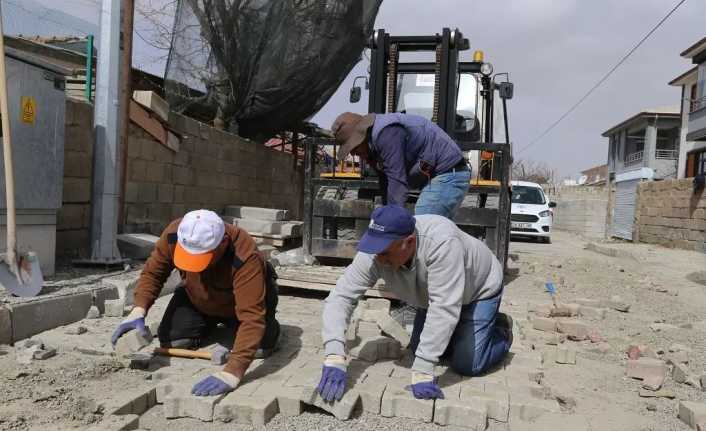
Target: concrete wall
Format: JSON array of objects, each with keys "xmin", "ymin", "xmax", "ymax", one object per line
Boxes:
[
  {"xmin": 122, "ymin": 111, "xmax": 303, "ymax": 236},
  {"xmin": 56, "ymin": 98, "xmax": 94, "ymax": 258},
  {"xmin": 56, "ymin": 100, "xmax": 303, "ymax": 258},
  {"xmin": 635, "ymin": 179, "xmax": 706, "ymax": 252},
  {"xmin": 546, "ymin": 185, "xmax": 608, "ymax": 239}
]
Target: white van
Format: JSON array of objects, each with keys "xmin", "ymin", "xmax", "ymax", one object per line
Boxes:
[{"xmin": 510, "ymin": 181, "xmax": 556, "ymax": 243}]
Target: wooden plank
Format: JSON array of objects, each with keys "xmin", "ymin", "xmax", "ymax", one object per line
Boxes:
[{"xmin": 277, "ymin": 278, "xmax": 397, "ymax": 300}]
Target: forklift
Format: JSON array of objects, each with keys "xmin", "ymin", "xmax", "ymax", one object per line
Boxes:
[{"xmin": 302, "ymin": 28, "xmax": 514, "ymax": 267}]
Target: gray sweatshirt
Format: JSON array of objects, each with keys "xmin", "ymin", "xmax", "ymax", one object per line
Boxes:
[{"xmin": 322, "ymin": 214, "xmax": 504, "ymax": 375}]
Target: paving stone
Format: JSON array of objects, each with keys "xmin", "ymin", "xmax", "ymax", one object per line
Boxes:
[
  {"xmin": 626, "ymin": 358, "xmax": 667, "ymax": 382},
  {"xmin": 555, "ymin": 346, "xmax": 576, "ymax": 364},
  {"xmin": 638, "ymin": 389, "xmax": 675, "ymax": 398},
  {"xmin": 85, "ymin": 414, "xmax": 140, "ymax": 431},
  {"xmin": 380, "ymin": 378, "xmax": 434, "ymax": 422},
  {"xmin": 679, "ymin": 401, "xmax": 706, "ymax": 429},
  {"xmin": 301, "ymin": 387, "xmax": 360, "ymax": 420},
  {"xmin": 434, "ymin": 398, "xmax": 487, "ymax": 429},
  {"xmin": 224, "ymin": 205, "xmax": 289, "ymax": 221},
  {"xmin": 284, "ymin": 367, "xmax": 320, "ymax": 388},
  {"xmin": 528, "ymin": 302, "xmax": 553, "ymax": 317},
  {"xmin": 460, "ymin": 385, "xmax": 510, "ymax": 422},
  {"xmin": 164, "ymin": 384, "xmax": 227, "ymax": 422},
  {"xmin": 357, "ymin": 321, "xmax": 382, "ymax": 338},
  {"xmin": 377, "ymin": 313, "xmax": 411, "ymax": 346},
  {"xmin": 103, "ymin": 386, "xmax": 157, "ymax": 416},
  {"xmin": 33, "ymin": 347, "xmax": 57, "ymax": 360},
  {"xmin": 510, "ymin": 393, "xmax": 561, "ymax": 421},
  {"xmin": 350, "ymin": 359, "xmax": 397, "ymax": 377},
  {"xmin": 104, "ymin": 299, "xmax": 126, "ymax": 317},
  {"xmin": 604, "ymin": 296, "xmax": 630, "ymax": 312},
  {"xmin": 578, "ymin": 305, "xmax": 606, "ymax": 320},
  {"xmin": 531, "ymin": 317, "xmax": 557, "ymax": 332},
  {"xmin": 556, "ymin": 319, "xmax": 590, "ymax": 341},
  {"xmin": 214, "ymin": 392, "xmax": 279, "ymax": 426},
  {"xmin": 672, "ymin": 362, "xmax": 701, "ymax": 387},
  {"xmin": 365, "ymin": 298, "xmax": 391, "ymax": 313},
  {"xmin": 117, "ymin": 233, "xmax": 159, "ymax": 260},
  {"xmin": 549, "ymin": 303, "xmax": 580, "ymax": 317},
  {"xmin": 354, "ymin": 373, "xmax": 388, "ymax": 414},
  {"xmin": 114, "ymin": 328, "xmax": 153, "ymax": 357},
  {"xmin": 86, "ymin": 305, "xmax": 100, "ymax": 319},
  {"xmin": 666, "ymin": 351, "xmax": 689, "ymax": 365}
]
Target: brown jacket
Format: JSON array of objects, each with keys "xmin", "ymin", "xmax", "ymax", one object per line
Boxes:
[{"xmin": 133, "ymin": 219, "xmax": 266, "ymax": 378}]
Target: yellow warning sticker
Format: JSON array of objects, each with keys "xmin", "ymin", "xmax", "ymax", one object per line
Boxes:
[{"xmin": 21, "ymin": 96, "xmax": 36, "ymax": 124}]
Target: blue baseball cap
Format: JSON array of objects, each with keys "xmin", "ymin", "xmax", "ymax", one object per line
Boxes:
[{"xmin": 358, "ymin": 205, "xmax": 416, "ymax": 254}]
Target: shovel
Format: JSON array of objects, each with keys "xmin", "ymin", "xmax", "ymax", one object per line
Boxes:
[{"xmin": 0, "ymin": 3, "xmax": 43, "ymax": 297}]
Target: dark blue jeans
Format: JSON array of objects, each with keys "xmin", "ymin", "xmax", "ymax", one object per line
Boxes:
[
  {"xmin": 409, "ymin": 291, "xmax": 511, "ymax": 376},
  {"xmin": 414, "ymin": 169, "xmax": 471, "ymax": 219}
]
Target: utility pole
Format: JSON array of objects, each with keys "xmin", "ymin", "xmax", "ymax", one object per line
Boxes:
[
  {"xmin": 118, "ymin": 0, "xmax": 135, "ymax": 231},
  {"xmin": 85, "ymin": 0, "xmax": 123, "ymax": 265}
]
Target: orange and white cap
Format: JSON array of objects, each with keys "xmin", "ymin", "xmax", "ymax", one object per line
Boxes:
[{"xmin": 174, "ymin": 209, "xmax": 225, "ymax": 272}]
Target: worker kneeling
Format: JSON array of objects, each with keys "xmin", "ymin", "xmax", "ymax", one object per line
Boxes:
[
  {"xmin": 317, "ymin": 205, "xmax": 511, "ymax": 401},
  {"xmin": 111, "ymin": 209, "xmax": 280, "ymax": 397}
]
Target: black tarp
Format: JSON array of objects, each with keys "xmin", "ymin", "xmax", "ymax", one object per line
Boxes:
[{"xmin": 165, "ymin": 0, "xmax": 382, "ymax": 140}]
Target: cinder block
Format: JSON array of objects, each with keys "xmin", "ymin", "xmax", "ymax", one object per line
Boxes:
[
  {"xmin": 461, "ymin": 386, "xmax": 510, "ymax": 422},
  {"xmin": 679, "ymin": 401, "xmax": 706, "ymax": 429},
  {"xmin": 532, "ymin": 317, "xmax": 557, "ymax": 333},
  {"xmin": 301, "ymin": 387, "xmax": 360, "ymax": 420},
  {"xmin": 224, "ymin": 206, "xmax": 289, "ymax": 221},
  {"xmin": 381, "ymin": 378, "xmax": 434, "ymax": 422},
  {"xmin": 10, "ymin": 292, "xmax": 93, "ymax": 341},
  {"xmin": 114, "ymin": 328, "xmax": 153, "ymax": 357},
  {"xmin": 117, "ymin": 233, "xmax": 159, "ymax": 259},
  {"xmin": 556, "ymin": 320, "xmax": 590, "ymax": 340},
  {"xmin": 555, "ymin": 346, "xmax": 576, "ymax": 364},
  {"xmin": 626, "ymin": 358, "xmax": 667, "ymax": 382},
  {"xmin": 214, "ymin": 392, "xmax": 279, "ymax": 426},
  {"xmin": 434, "ymin": 398, "xmax": 487, "ymax": 429},
  {"xmin": 0, "ymin": 306, "xmax": 11, "ymax": 344},
  {"xmin": 164, "ymin": 385, "xmax": 227, "ymax": 422},
  {"xmin": 104, "ymin": 299, "xmax": 126, "ymax": 317}
]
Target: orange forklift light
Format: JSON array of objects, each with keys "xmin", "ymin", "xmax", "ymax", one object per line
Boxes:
[
  {"xmin": 481, "ymin": 151, "xmax": 494, "ymax": 160},
  {"xmin": 473, "ymin": 50, "xmax": 484, "ymax": 62}
]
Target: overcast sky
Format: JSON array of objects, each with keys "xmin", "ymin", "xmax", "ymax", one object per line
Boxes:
[{"xmin": 28, "ymin": 0, "xmax": 706, "ymax": 178}]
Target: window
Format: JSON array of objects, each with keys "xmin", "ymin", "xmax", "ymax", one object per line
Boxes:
[
  {"xmin": 512, "ymin": 186, "xmax": 546, "ymax": 205},
  {"xmin": 686, "ymin": 149, "xmax": 706, "ymax": 177},
  {"xmin": 690, "ymin": 83, "xmax": 699, "ymax": 113}
]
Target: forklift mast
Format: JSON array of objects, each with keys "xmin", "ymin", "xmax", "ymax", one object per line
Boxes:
[{"xmin": 303, "ymin": 28, "xmax": 513, "ymax": 268}]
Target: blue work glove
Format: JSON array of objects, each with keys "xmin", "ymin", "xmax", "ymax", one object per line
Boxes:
[
  {"xmin": 192, "ymin": 371, "xmax": 240, "ymax": 396},
  {"xmin": 111, "ymin": 307, "xmax": 149, "ymax": 345},
  {"xmin": 410, "ymin": 371, "xmax": 445, "ymax": 400},
  {"xmin": 317, "ymin": 354, "xmax": 347, "ymax": 402}
]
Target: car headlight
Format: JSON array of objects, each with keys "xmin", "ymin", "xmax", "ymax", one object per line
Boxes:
[{"xmin": 539, "ymin": 210, "xmax": 552, "ymax": 217}]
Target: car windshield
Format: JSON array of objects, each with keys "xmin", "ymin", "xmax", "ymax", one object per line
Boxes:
[{"xmin": 512, "ymin": 186, "xmax": 546, "ymax": 205}]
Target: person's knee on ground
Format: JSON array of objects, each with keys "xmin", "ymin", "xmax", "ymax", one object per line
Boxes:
[{"xmin": 449, "ymin": 327, "xmax": 511, "ymax": 376}]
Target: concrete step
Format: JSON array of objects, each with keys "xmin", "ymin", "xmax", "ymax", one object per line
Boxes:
[
  {"xmin": 117, "ymin": 233, "xmax": 159, "ymax": 259},
  {"xmin": 224, "ymin": 205, "xmax": 289, "ymax": 221},
  {"xmin": 223, "ymin": 216, "xmax": 302, "ymax": 237}
]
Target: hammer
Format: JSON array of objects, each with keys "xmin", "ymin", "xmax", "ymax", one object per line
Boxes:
[{"xmin": 154, "ymin": 345, "xmax": 229, "ymax": 365}]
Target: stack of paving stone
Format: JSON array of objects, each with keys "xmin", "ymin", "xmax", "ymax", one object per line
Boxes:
[{"xmin": 221, "ymin": 205, "xmax": 303, "ymax": 259}]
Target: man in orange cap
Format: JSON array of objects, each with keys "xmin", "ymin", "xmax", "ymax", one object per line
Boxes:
[{"xmin": 111, "ymin": 209, "xmax": 280, "ymax": 396}]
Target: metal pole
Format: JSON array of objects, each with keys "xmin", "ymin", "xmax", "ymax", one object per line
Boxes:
[
  {"xmin": 85, "ymin": 35, "xmax": 94, "ymax": 102},
  {"xmin": 118, "ymin": 0, "xmax": 135, "ymax": 232},
  {"xmin": 87, "ymin": 0, "xmax": 123, "ymax": 264},
  {"xmin": 302, "ymin": 138, "xmax": 315, "ymax": 255}
]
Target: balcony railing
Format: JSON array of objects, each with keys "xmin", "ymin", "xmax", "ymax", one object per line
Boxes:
[
  {"xmin": 655, "ymin": 149, "xmax": 678, "ymax": 160},
  {"xmin": 625, "ymin": 150, "xmax": 644, "ymax": 166}
]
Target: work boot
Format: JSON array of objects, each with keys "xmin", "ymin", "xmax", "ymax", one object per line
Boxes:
[
  {"xmin": 255, "ymin": 320, "xmax": 280, "ymax": 359},
  {"xmin": 496, "ymin": 312, "xmax": 514, "ymax": 347}
]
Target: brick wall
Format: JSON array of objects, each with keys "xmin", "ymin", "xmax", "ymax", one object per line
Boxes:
[
  {"xmin": 56, "ymin": 98, "xmax": 94, "ymax": 258},
  {"xmin": 635, "ymin": 179, "xmax": 706, "ymax": 251},
  {"xmin": 545, "ymin": 185, "xmax": 608, "ymax": 239},
  {"xmin": 123, "ymin": 112, "xmax": 303, "ymax": 235}
]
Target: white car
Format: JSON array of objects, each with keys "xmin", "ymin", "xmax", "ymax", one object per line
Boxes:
[{"xmin": 510, "ymin": 181, "xmax": 555, "ymax": 243}]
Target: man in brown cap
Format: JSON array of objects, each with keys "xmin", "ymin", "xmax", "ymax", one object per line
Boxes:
[{"xmin": 331, "ymin": 112, "xmax": 471, "ymax": 219}]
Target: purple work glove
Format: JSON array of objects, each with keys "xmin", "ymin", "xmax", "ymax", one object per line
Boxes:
[
  {"xmin": 317, "ymin": 355, "xmax": 347, "ymax": 402},
  {"xmin": 191, "ymin": 372, "xmax": 240, "ymax": 397},
  {"xmin": 111, "ymin": 307, "xmax": 149, "ymax": 345},
  {"xmin": 410, "ymin": 372, "xmax": 444, "ymax": 400}
]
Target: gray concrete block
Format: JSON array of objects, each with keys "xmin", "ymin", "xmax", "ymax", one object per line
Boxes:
[
  {"xmin": 434, "ymin": 398, "xmax": 487, "ymax": 429},
  {"xmin": 556, "ymin": 319, "xmax": 590, "ymax": 340},
  {"xmin": 532, "ymin": 317, "xmax": 557, "ymax": 332},
  {"xmin": 224, "ymin": 205, "xmax": 289, "ymax": 221},
  {"xmin": 460, "ymin": 386, "xmax": 510, "ymax": 423},
  {"xmin": 214, "ymin": 392, "xmax": 279, "ymax": 426},
  {"xmin": 103, "ymin": 273, "xmax": 140, "ymax": 306},
  {"xmin": 377, "ymin": 313, "xmax": 411, "ymax": 347},
  {"xmin": 114, "ymin": 328, "xmax": 153, "ymax": 357},
  {"xmin": 11, "ymin": 291, "xmax": 93, "ymax": 341},
  {"xmin": 380, "ymin": 378, "xmax": 434, "ymax": 422},
  {"xmin": 578, "ymin": 305, "xmax": 606, "ymax": 320},
  {"xmin": 357, "ymin": 321, "xmax": 382, "ymax": 338},
  {"xmin": 92, "ymin": 285, "xmax": 120, "ymax": 315},
  {"xmin": 33, "ymin": 347, "xmax": 57, "ymax": 360},
  {"xmin": 117, "ymin": 233, "xmax": 159, "ymax": 259},
  {"xmin": 301, "ymin": 387, "xmax": 360, "ymax": 420},
  {"xmin": 104, "ymin": 299, "xmax": 126, "ymax": 317},
  {"xmin": 510, "ymin": 394, "xmax": 561, "ymax": 421},
  {"xmin": 679, "ymin": 401, "xmax": 706, "ymax": 429},
  {"xmin": 85, "ymin": 414, "xmax": 140, "ymax": 431},
  {"xmin": 229, "ymin": 217, "xmax": 302, "ymax": 237},
  {"xmin": 365, "ymin": 298, "xmax": 391, "ymax": 313},
  {"xmin": 104, "ymin": 387, "xmax": 157, "ymax": 416},
  {"xmin": 0, "ymin": 306, "xmax": 11, "ymax": 344},
  {"xmin": 164, "ymin": 385, "xmax": 227, "ymax": 422},
  {"xmin": 555, "ymin": 346, "xmax": 577, "ymax": 364},
  {"xmin": 350, "ymin": 336, "xmax": 401, "ymax": 362},
  {"xmin": 354, "ymin": 373, "xmax": 388, "ymax": 414}
]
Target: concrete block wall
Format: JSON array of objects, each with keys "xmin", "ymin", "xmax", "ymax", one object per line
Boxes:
[
  {"xmin": 545, "ymin": 186, "xmax": 608, "ymax": 239},
  {"xmin": 123, "ymin": 112, "xmax": 303, "ymax": 235},
  {"xmin": 635, "ymin": 179, "xmax": 706, "ymax": 252},
  {"xmin": 56, "ymin": 98, "xmax": 94, "ymax": 258}
]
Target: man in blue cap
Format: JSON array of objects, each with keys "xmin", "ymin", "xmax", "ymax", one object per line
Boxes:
[
  {"xmin": 331, "ymin": 112, "xmax": 471, "ymax": 219},
  {"xmin": 315, "ymin": 205, "xmax": 512, "ymax": 402}
]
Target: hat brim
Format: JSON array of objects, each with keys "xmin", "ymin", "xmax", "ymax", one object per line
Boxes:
[
  {"xmin": 336, "ymin": 114, "xmax": 376, "ymax": 161},
  {"xmin": 357, "ymin": 230, "xmax": 404, "ymax": 255},
  {"xmin": 174, "ymin": 242, "xmax": 214, "ymax": 272}
]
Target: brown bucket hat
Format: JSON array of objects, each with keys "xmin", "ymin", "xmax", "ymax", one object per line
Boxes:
[{"xmin": 331, "ymin": 112, "xmax": 376, "ymax": 161}]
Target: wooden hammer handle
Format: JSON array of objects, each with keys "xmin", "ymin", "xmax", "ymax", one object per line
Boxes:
[{"xmin": 154, "ymin": 347, "xmax": 211, "ymax": 360}]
